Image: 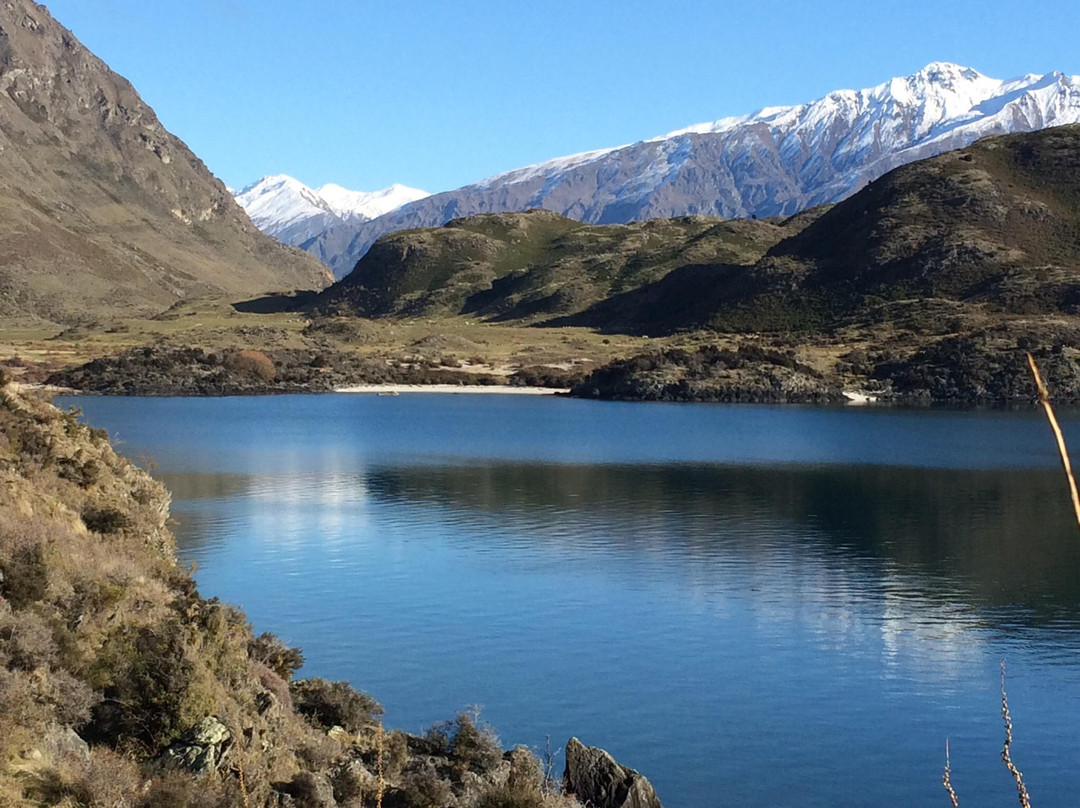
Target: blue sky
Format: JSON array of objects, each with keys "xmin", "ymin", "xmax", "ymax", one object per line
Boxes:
[{"xmin": 43, "ymin": 0, "xmax": 1078, "ymax": 194}]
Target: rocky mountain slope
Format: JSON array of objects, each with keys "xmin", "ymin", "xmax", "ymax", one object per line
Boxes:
[
  {"xmin": 303, "ymin": 63, "xmax": 1080, "ymax": 277},
  {"xmin": 235, "ymin": 176, "xmax": 428, "ymax": 255},
  {"xmin": 0, "ymin": 0, "xmax": 330, "ymax": 327}
]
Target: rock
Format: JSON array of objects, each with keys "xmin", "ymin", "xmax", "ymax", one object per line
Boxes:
[
  {"xmin": 563, "ymin": 737, "xmax": 663, "ymax": 808},
  {"xmin": 43, "ymin": 725, "xmax": 90, "ymax": 761},
  {"xmin": 257, "ymin": 689, "xmax": 280, "ymax": 716},
  {"xmin": 160, "ymin": 716, "xmax": 232, "ymax": 774},
  {"xmin": 327, "ymin": 725, "xmax": 353, "ymax": 744},
  {"xmin": 274, "ymin": 771, "xmax": 337, "ymax": 808}
]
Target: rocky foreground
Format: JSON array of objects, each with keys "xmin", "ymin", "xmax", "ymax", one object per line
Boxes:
[{"xmin": 0, "ymin": 385, "xmax": 662, "ymax": 807}]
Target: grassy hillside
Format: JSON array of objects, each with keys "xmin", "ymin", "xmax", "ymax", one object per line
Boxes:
[{"xmin": 314, "ymin": 209, "xmax": 818, "ymax": 322}]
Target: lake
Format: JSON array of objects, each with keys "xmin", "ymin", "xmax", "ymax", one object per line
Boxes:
[{"xmin": 65, "ymin": 393, "xmax": 1080, "ymax": 807}]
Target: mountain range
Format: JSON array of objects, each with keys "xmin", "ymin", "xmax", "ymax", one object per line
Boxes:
[
  {"xmin": 234, "ymin": 175, "xmax": 428, "ymax": 249},
  {"xmin": 266, "ymin": 63, "xmax": 1080, "ymax": 277},
  {"xmin": 315, "ymin": 124, "xmax": 1080, "ymax": 337},
  {"xmin": 0, "ymin": 0, "xmax": 329, "ymax": 326}
]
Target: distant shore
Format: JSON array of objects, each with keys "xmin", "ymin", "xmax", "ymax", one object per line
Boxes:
[{"xmin": 335, "ymin": 383, "xmax": 568, "ymax": 395}]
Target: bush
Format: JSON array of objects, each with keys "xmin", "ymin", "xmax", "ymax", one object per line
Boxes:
[
  {"xmin": 223, "ymin": 350, "xmax": 277, "ymax": 382},
  {"xmin": 448, "ymin": 711, "xmax": 503, "ymax": 776},
  {"xmin": 399, "ymin": 759, "xmax": 454, "ymax": 808},
  {"xmin": 88, "ymin": 622, "xmax": 200, "ymax": 750},
  {"xmin": 249, "ymin": 632, "xmax": 305, "ymax": 680},
  {"xmin": 0, "ymin": 608, "xmax": 58, "ymax": 670},
  {"xmin": 82, "ymin": 507, "xmax": 131, "ymax": 535},
  {"xmin": 0, "ymin": 544, "xmax": 49, "ymax": 607},
  {"xmin": 290, "ymin": 677, "xmax": 383, "ymax": 733}
]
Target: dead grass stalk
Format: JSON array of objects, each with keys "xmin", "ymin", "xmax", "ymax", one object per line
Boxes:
[
  {"xmin": 1026, "ymin": 352, "xmax": 1080, "ymax": 530},
  {"xmin": 943, "ymin": 738, "xmax": 959, "ymax": 807},
  {"xmin": 1000, "ymin": 660, "xmax": 1031, "ymax": 808}
]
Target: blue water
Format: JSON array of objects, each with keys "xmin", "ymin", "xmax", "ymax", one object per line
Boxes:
[{"xmin": 67, "ymin": 394, "xmax": 1080, "ymax": 807}]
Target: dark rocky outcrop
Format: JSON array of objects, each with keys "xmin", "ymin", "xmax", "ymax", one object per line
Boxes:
[
  {"xmin": 873, "ymin": 336, "xmax": 1080, "ymax": 403},
  {"xmin": 570, "ymin": 344, "xmax": 843, "ymax": 404},
  {"xmin": 46, "ymin": 346, "xmax": 504, "ymax": 396},
  {"xmin": 563, "ymin": 737, "xmax": 662, "ymax": 808}
]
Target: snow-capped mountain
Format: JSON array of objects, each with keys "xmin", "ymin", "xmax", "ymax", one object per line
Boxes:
[
  {"xmin": 234, "ymin": 176, "xmax": 428, "ymax": 250},
  {"xmin": 303, "ymin": 62, "xmax": 1080, "ymax": 278}
]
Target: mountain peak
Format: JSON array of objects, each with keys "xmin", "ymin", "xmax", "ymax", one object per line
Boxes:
[
  {"xmin": 255, "ymin": 63, "xmax": 1080, "ymax": 278},
  {"xmin": 235, "ymin": 176, "xmax": 429, "ymax": 251},
  {"xmin": 911, "ymin": 61, "xmax": 985, "ymax": 81}
]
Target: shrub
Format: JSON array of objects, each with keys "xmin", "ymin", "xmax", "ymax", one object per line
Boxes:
[
  {"xmin": 223, "ymin": 350, "xmax": 277, "ymax": 382},
  {"xmin": 0, "ymin": 544, "xmax": 49, "ymax": 607},
  {"xmin": 290, "ymin": 677, "xmax": 383, "ymax": 733},
  {"xmin": 448, "ymin": 711, "xmax": 503, "ymax": 776},
  {"xmin": 32, "ymin": 746, "xmax": 145, "ymax": 808},
  {"xmin": 249, "ymin": 631, "xmax": 305, "ymax": 680},
  {"xmin": 82, "ymin": 506, "xmax": 131, "ymax": 535},
  {"xmin": 0, "ymin": 608, "xmax": 58, "ymax": 670},
  {"xmin": 399, "ymin": 759, "xmax": 454, "ymax": 808},
  {"xmin": 88, "ymin": 622, "xmax": 200, "ymax": 750}
]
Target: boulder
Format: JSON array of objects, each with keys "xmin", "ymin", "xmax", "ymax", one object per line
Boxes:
[
  {"xmin": 274, "ymin": 771, "xmax": 337, "ymax": 808},
  {"xmin": 43, "ymin": 725, "xmax": 90, "ymax": 761},
  {"xmin": 160, "ymin": 716, "xmax": 232, "ymax": 774},
  {"xmin": 563, "ymin": 737, "xmax": 662, "ymax": 808}
]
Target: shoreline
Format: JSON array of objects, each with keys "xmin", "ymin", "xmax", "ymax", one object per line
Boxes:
[{"xmin": 334, "ymin": 383, "xmax": 569, "ymax": 395}]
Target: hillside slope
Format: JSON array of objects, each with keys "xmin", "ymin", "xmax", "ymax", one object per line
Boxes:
[
  {"xmin": 314, "ymin": 208, "xmax": 822, "ymax": 322},
  {"xmin": 0, "ymin": 1, "xmax": 329, "ymax": 326}
]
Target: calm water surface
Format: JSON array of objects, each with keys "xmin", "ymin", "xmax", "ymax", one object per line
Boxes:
[{"xmin": 66, "ymin": 395, "xmax": 1080, "ymax": 807}]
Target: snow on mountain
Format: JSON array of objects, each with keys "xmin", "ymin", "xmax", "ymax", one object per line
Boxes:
[
  {"xmin": 316, "ymin": 183, "xmax": 430, "ymax": 221},
  {"xmin": 298, "ymin": 63, "xmax": 1080, "ymax": 277},
  {"xmin": 234, "ymin": 176, "xmax": 428, "ymax": 249}
]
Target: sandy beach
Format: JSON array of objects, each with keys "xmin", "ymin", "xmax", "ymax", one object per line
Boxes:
[{"xmin": 334, "ymin": 384, "xmax": 569, "ymax": 395}]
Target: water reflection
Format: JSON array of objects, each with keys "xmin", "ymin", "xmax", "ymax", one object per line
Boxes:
[
  {"xmin": 65, "ymin": 395, "xmax": 1080, "ymax": 808},
  {"xmin": 361, "ymin": 463, "xmax": 1080, "ymax": 620}
]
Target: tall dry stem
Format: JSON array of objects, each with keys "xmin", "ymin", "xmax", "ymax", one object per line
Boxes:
[
  {"xmin": 376, "ymin": 720, "xmax": 385, "ymax": 808},
  {"xmin": 943, "ymin": 738, "xmax": 959, "ymax": 807},
  {"xmin": 1000, "ymin": 660, "xmax": 1032, "ymax": 808},
  {"xmin": 1026, "ymin": 353, "xmax": 1080, "ymax": 531},
  {"xmin": 235, "ymin": 727, "xmax": 250, "ymax": 808}
]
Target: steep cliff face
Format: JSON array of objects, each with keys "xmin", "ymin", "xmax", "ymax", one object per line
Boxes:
[{"xmin": 0, "ymin": 0, "xmax": 329, "ymax": 326}]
